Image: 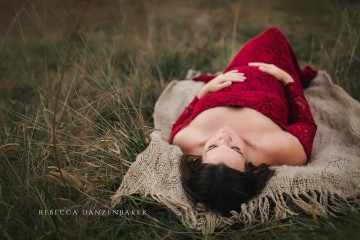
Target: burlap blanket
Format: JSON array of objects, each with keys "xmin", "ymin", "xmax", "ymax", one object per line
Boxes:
[{"xmin": 111, "ymin": 71, "xmax": 360, "ymax": 233}]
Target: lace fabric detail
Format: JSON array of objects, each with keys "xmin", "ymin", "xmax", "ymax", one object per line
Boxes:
[{"xmin": 285, "ymin": 89, "xmax": 317, "ymax": 159}]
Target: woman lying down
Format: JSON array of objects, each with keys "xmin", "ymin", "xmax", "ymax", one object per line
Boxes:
[{"xmin": 170, "ymin": 27, "xmax": 318, "ymax": 217}]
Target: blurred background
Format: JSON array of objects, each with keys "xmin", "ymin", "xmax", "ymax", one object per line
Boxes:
[{"xmin": 0, "ymin": 0, "xmax": 359, "ymax": 239}]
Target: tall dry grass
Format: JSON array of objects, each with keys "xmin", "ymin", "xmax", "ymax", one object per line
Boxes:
[{"xmin": 0, "ymin": 0, "xmax": 359, "ymax": 239}]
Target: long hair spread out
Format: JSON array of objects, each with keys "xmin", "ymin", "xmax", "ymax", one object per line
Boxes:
[{"xmin": 179, "ymin": 155, "xmax": 275, "ymax": 217}]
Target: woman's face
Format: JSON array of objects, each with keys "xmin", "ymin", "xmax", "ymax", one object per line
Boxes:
[{"xmin": 202, "ymin": 127, "xmax": 247, "ymax": 171}]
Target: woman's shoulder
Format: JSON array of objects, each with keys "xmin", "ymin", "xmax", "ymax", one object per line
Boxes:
[
  {"xmin": 172, "ymin": 125, "xmax": 209, "ymax": 156},
  {"xmin": 264, "ymin": 131, "xmax": 307, "ymax": 166}
]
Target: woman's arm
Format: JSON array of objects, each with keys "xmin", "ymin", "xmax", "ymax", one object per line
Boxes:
[
  {"xmin": 249, "ymin": 62, "xmax": 317, "ymax": 160},
  {"xmin": 283, "ymin": 82, "xmax": 317, "ymax": 160}
]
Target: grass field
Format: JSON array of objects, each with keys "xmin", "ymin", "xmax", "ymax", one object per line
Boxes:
[{"xmin": 0, "ymin": 0, "xmax": 360, "ymax": 239}]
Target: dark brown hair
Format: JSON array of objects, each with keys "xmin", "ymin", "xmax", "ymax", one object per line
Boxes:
[{"xmin": 179, "ymin": 155, "xmax": 275, "ymax": 217}]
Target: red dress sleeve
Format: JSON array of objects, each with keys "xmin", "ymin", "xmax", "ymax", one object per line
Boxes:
[
  {"xmin": 169, "ymin": 96, "xmax": 199, "ymax": 143},
  {"xmin": 284, "ymin": 81, "xmax": 317, "ymax": 160},
  {"xmin": 169, "ymin": 74, "xmax": 217, "ymax": 142}
]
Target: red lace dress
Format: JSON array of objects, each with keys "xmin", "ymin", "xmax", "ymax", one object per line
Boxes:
[{"xmin": 169, "ymin": 27, "xmax": 318, "ymax": 160}]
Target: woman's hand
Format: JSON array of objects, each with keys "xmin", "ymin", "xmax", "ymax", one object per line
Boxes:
[
  {"xmin": 197, "ymin": 70, "xmax": 246, "ymax": 98},
  {"xmin": 248, "ymin": 62, "xmax": 294, "ymax": 85}
]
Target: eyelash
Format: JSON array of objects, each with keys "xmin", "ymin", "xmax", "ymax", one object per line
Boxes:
[
  {"xmin": 232, "ymin": 146, "xmax": 241, "ymax": 153},
  {"xmin": 208, "ymin": 145, "xmax": 241, "ymax": 153}
]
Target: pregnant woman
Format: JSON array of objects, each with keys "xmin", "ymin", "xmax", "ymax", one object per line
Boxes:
[{"xmin": 170, "ymin": 27, "xmax": 318, "ymax": 217}]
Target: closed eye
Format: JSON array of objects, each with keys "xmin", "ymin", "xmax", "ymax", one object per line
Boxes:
[
  {"xmin": 232, "ymin": 146, "xmax": 240, "ymax": 152},
  {"xmin": 205, "ymin": 145, "xmax": 217, "ymax": 152},
  {"xmin": 232, "ymin": 146, "xmax": 244, "ymax": 156},
  {"xmin": 206, "ymin": 145, "xmax": 217, "ymax": 152},
  {"xmin": 206, "ymin": 145, "xmax": 244, "ymax": 156}
]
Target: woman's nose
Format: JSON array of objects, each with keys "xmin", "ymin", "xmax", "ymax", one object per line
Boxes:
[{"xmin": 218, "ymin": 133, "xmax": 232, "ymax": 143}]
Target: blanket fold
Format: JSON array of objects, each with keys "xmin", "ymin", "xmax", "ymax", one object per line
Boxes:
[{"xmin": 111, "ymin": 71, "xmax": 360, "ymax": 233}]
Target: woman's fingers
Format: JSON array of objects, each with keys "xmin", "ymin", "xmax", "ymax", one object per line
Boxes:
[
  {"xmin": 261, "ymin": 66, "xmax": 277, "ymax": 73},
  {"xmin": 224, "ymin": 70, "xmax": 245, "ymax": 76},
  {"xmin": 217, "ymin": 81, "xmax": 232, "ymax": 90},
  {"xmin": 248, "ymin": 62, "xmax": 262, "ymax": 66},
  {"xmin": 249, "ymin": 62, "xmax": 280, "ymax": 71},
  {"xmin": 226, "ymin": 69, "xmax": 239, "ymax": 73},
  {"xmin": 222, "ymin": 72, "xmax": 246, "ymax": 81},
  {"xmin": 207, "ymin": 70, "xmax": 246, "ymax": 93},
  {"xmin": 248, "ymin": 62, "xmax": 271, "ymax": 67},
  {"xmin": 223, "ymin": 75, "xmax": 245, "ymax": 80},
  {"xmin": 248, "ymin": 62, "xmax": 292, "ymax": 84},
  {"xmin": 249, "ymin": 62, "xmax": 277, "ymax": 73}
]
